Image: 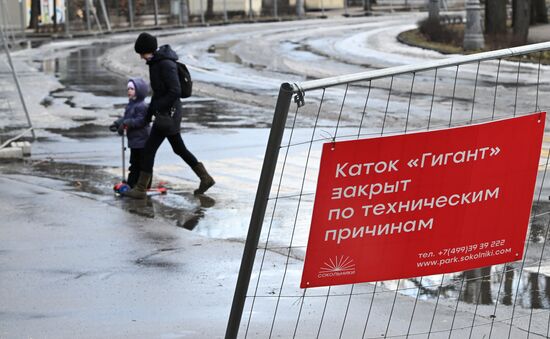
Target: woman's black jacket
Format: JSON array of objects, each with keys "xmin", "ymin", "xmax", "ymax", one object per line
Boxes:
[{"xmin": 146, "ymin": 44, "xmax": 182, "ymax": 136}]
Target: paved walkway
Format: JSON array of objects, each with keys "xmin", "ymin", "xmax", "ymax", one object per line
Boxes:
[
  {"xmin": 0, "ymin": 174, "xmax": 252, "ymax": 338},
  {"xmin": 528, "ymin": 23, "xmax": 550, "ymax": 43}
]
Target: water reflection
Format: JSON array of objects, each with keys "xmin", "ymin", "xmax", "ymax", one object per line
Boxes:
[
  {"xmin": 38, "ymin": 44, "xmax": 127, "ymax": 97},
  {"xmin": 529, "ymin": 201, "xmax": 549, "ymax": 243},
  {"xmin": 403, "ymin": 264, "xmax": 550, "ymax": 310},
  {"xmin": 530, "ymin": 273, "xmax": 543, "ymax": 309},
  {"xmin": 38, "ymin": 43, "xmax": 272, "ymax": 129},
  {"xmin": 502, "ymin": 266, "xmax": 514, "ymax": 306},
  {"xmin": 209, "ymin": 43, "xmax": 244, "ymax": 65},
  {"xmin": 0, "ymin": 160, "xmax": 214, "ymax": 233},
  {"xmin": 399, "ymin": 200, "xmax": 550, "ymax": 310},
  {"xmin": 462, "ymin": 267, "xmax": 493, "ymax": 305}
]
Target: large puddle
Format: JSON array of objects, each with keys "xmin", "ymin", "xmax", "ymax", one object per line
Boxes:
[
  {"xmin": 36, "ymin": 42, "xmax": 273, "ymax": 134},
  {"xmin": 399, "ymin": 258, "xmax": 550, "ymax": 310},
  {"xmin": 0, "ymin": 159, "xmax": 214, "ymax": 231}
]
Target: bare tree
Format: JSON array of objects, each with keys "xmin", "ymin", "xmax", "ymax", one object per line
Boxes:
[
  {"xmin": 206, "ymin": 0, "xmax": 214, "ymax": 19},
  {"xmin": 364, "ymin": 0, "xmax": 376, "ymax": 12},
  {"xmin": 513, "ymin": 0, "xmax": 530, "ymax": 45},
  {"xmin": 485, "ymin": 0, "xmax": 507, "ymax": 35},
  {"xmin": 531, "ymin": 0, "xmax": 548, "ymax": 24},
  {"xmin": 29, "ymin": 0, "xmax": 40, "ymax": 29}
]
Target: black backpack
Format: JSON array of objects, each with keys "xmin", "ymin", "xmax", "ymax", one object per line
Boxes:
[{"xmin": 176, "ymin": 61, "xmax": 192, "ymax": 98}]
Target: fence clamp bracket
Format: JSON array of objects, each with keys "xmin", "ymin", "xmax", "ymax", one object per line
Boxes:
[{"xmin": 293, "ymin": 83, "xmax": 305, "ymax": 108}]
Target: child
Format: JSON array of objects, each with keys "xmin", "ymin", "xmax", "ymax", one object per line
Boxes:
[{"xmin": 109, "ymin": 78, "xmax": 151, "ymax": 188}]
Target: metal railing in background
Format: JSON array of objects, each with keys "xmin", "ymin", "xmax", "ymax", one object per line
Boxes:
[
  {"xmin": 7, "ymin": 0, "xmax": 466, "ymax": 37},
  {"xmin": 0, "ymin": 21, "xmax": 35, "ymax": 144},
  {"xmin": 226, "ymin": 41, "xmax": 550, "ymax": 338}
]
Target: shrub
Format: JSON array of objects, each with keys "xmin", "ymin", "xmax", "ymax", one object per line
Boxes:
[{"xmin": 418, "ymin": 17, "xmax": 463, "ymax": 45}]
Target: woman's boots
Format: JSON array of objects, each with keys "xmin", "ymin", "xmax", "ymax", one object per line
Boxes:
[
  {"xmin": 123, "ymin": 163, "xmax": 214, "ymax": 199},
  {"xmin": 122, "ymin": 172, "xmax": 152, "ymax": 199},
  {"xmin": 192, "ymin": 162, "xmax": 215, "ymax": 195}
]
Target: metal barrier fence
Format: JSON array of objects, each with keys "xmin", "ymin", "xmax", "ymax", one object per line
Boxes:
[
  {"xmin": 226, "ymin": 41, "xmax": 550, "ymax": 338},
  {"xmin": 10, "ymin": 0, "xmax": 360, "ymax": 36},
  {"xmin": 5, "ymin": 0, "xmax": 469, "ymax": 36},
  {"xmin": 0, "ymin": 22, "xmax": 34, "ymax": 146}
]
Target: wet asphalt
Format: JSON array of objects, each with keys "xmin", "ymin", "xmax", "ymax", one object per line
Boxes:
[
  {"xmin": 3, "ymin": 22, "xmax": 550, "ymax": 338},
  {"xmin": 0, "ymin": 40, "xmax": 276, "ymax": 338},
  {"xmin": 0, "ymin": 173, "xmax": 251, "ymax": 338},
  {"xmin": 36, "ymin": 42, "xmax": 550, "ymax": 309},
  {"xmin": 18, "ymin": 42, "xmax": 273, "ymax": 236}
]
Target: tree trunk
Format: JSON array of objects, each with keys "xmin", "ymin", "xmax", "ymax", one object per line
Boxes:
[
  {"xmin": 363, "ymin": 0, "xmax": 371, "ymax": 11},
  {"xmin": 29, "ymin": 0, "xmax": 41, "ymax": 29},
  {"xmin": 513, "ymin": 0, "xmax": 530, "ymax": 45},
  {"xmin": 206, "ymin": 0, "xmax": 214, "ymax": 19},
  {"xmin": 531, "ymin": 0, "xmax": 548, "ymax": 24},
  {"xmin": 485, "ymin": 0, "xmax": 507, "ymax": 35}
]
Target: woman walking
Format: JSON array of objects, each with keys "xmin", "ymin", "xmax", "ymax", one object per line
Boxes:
[{"xmin": 124, "ymin": 32, "xmax": 215, "ymax": 199}]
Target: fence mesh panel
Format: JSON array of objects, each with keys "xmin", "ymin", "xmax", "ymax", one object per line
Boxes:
[{"xmin": 230, "ymin": 46, "xmax": 550, "ymax": 339}]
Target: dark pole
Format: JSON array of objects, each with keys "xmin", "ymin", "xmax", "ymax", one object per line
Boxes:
[
  {"xmin": 19, "ymin": 0, "xmax": 26, "ymax": 39},
  {"xmin": 199, "ymin": 0, "xmax": 204, "ymax": 24},
  {"xmin": 128, "ymin": 0, "xmax": 134, "ymax": 28},
  {"xmin": 64, "ymin": 0, "xmax": 70, "ymax": 37},
  {"xmin": 180, "ymin": 0, "xmax": 188, "ymax": 26},
  {"xmin": 98, "ymin": 0, "xmax": 111, "ymax": 31},
  {"xmin": 153, "ymin": 0, "xmax": 159, "ymax": 26},
  {"xmin": 85, "ymin": 0, "xmax": 91, "ymax": 31},
  {"xmin": 0, "ymin": 26, "xmax": 36, "ymax": 139},
  {"xmin": 53, "ymin": 0, "xmax": 57, "ymax": 30},
  {"xmin": 224, "ymin": 83, "xmax": 294, "ymax": 339}
]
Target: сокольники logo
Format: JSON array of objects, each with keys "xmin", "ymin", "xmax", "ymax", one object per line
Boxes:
[{"xmin": 318, "ymin": 255, "xmax": 356, "ymax": 278}]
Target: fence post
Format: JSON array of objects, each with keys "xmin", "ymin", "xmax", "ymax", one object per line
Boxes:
[
  {"xmin": 154, "ymin": 0, "xmax": 159, "ymax": 26},
  {"xmin": 128, "ymin": 0, "xmax": 134, "ymax": 28},
  {"xmin": 296, "ymin": 0, "xmax": 305, "ymax": 18},
  {"xmin": 98, "ymin": 0, "xmax": 112, "ymax": 31},
  {"xmin": 85, "ymin": 0, "xmax": 91, "ymax": 31},
  {"xmin": 225, "ymin": 83, "xmax": 294, "ymax": 339},
  {"xmin": 64, "ymin": 0, "xmax": 71, "ymax": 37},
  {"xmin": 0, "ymin": 26, "xmax": 35, "ymax": 140},
  {"xmin": 19, "ymin": 0, "xmax": 26, "ymax": 39},
  {"xmin": 344, "ymin": 0, "xmax": 348, "ymax": 16},
  {"xmin": 199, "ymin": 0, "xmax": 205, "ymax": 24},
  {"xmin": 180, "ymin": 0, "xmax": 189, "ymax": 26}
]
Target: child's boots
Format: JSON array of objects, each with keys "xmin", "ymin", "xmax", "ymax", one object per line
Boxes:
[{"xmin": 122, "ymin": 172, "xmax": 152, "ymax": 199}]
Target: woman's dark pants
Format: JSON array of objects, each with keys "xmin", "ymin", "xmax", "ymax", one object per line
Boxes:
[{"xmin": 141, "ymin": 127, "xmax": 199, "ymax": 174}]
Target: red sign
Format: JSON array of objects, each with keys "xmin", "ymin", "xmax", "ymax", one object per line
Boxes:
[{"xmin": 301, "ymin": 113, "xmax": 546, "ymax": 288}]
